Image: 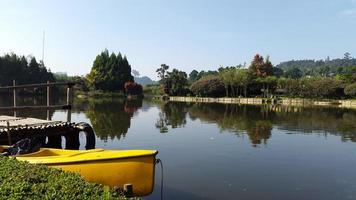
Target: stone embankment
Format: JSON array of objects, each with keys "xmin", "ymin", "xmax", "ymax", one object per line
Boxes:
[{"xmin": 167, "ymin": 96, "xmax": 356, "ymax": 109}]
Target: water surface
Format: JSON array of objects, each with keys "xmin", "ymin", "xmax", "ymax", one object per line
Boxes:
[{"xmin": 1, "ymin": 97, "xmax": 356, "ymax": 200}]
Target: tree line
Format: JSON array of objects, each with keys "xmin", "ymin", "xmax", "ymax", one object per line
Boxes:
[
  {"xmin": 156, "ymin": 53, "xmax": 356, "ymax": 99},
  {"xmin": 0, "ymin": 50, "xmax": 143, "ymax": 96},
  {"xmin": 0, "ymin": 53, "xmax": 55, "ymax": 86}
]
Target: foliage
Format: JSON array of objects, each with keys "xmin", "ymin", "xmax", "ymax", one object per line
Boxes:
[
  {"xmin": 344, "ymin": 82, "xmax": 356, "ymax": 98},
  {"xmin": 87, "ymin": 49, "xmax": 133, "ymax": 92},
  {"xmin": 190, "ymin": 76, "xmax": 225, "ymax": 97},
  {"xmin": 166, "ymin": 69, "xmax": 188, "ymax": 96},
  {"xmin": 278, "ymin": 77, "xmax": 345, "ymax": 98},
  {"xmin": 276, "ymin": 53, "xmax": 356, "ymax": 76},
  {"xmin": 55, "ymin": 73, "xmax": 89, "ymax": 92},
  {"xmin": 124, "ymin": 81, "xmax": 143, "ymax": 96},
  {"xmin": 284, "ymin": 67, "xmax": 303, "ymax": 79},
  {"xmin": 0, "ymin": 53, "xmax": 54, "ymax": 86},
  {"xmin": 143, "ymin": 84, "xmax": 164, "ymax": 96},
  {"xmin": 249, "ymin": 54, "xmax": 273, "ymax": 78},
  {"xmin": 188, "ymin": 70, "xmax": 199, "ymax": 83},
  {"xmin": 0, "ymin": 156, "xmax": 128, "ymax": 200},
  {"xmin": 156, "ymin": 65, "xmax": 189, "ymax": 96},
  {"xmin": 336, "ymin": 66, "xmax": 356, "ymax": 84},
  {"xmin": 219, "ymin": 67, "xmax": 253, "ymax": 97}
]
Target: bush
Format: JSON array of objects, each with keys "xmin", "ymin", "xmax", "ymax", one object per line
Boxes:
[
  {"xmin": 0, "ymin": 156, "xmax": 129, "ymax": 200},
  {"xmin": 308, "ymin": 78, "xmax": 344, "ymax": 98},
  {"xmin": 143, "ymin": 84, "xmax": 164, "ymax": 96},
  {"xmin": 190, "ymin": 76, "xmax": 225, "ymax": 97},
  {"xmin": 124, "ymin": 82, "xmax": 143, "ymax": 96},
  {"xmin": 344, "ymin": 82, "xmax": 356, "ymax": 98}
]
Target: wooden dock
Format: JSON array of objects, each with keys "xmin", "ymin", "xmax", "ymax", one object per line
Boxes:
[{"xmin": 0, "ymin": 115, "xmax": 95, "ymax": 150}]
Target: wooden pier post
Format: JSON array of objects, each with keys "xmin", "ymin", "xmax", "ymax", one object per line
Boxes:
[
  {"xmin": 66, "ymin": 84, "xmax": 73, "ymax": 122},
  {"xmin": 6, "ymin": 121, "xmax": 12, "ymax": 145},
  {"xmin": 47, "ymin": 81, "xmax": 50, "ymax": 107},
  {"xmin": 46, "ymin": 81, "xmax": 50, "ymax": 120},
  {"xmin": 124, "ymin": 184, "xmax": 133, "ymax": 197},
  {"xmin": 13, "ymin": 80, "xmax": 17, "ymax": 117},
  {"xmin": 13, "ymin": 80, "xmax": 16, "ymax": 107},
  {"xmin": 66, "ymin": 86, "xmax": 71, "ymax": 106}
]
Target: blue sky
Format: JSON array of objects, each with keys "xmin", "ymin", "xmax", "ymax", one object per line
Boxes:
[{"xmin": 0, "ymin": 0, "xmax": 355, "ymax": 79}]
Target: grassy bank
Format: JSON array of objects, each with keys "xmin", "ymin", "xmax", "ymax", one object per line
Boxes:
[
  {"xmin": 0, "ymin": 156, "xmax": 132, "ymax": 200},
  {"xmin": 76, "ymin": 90, "xmax": 126, "ymax": 99}
]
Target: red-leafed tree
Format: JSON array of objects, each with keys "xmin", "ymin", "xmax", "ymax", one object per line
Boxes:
[
  {"xmin": 124, "ymin": 81, "xmax": 143, "ymax": 96},
  {"xmin": 249, "ymin": 54, "xmax": 273, "ymax": 78}
]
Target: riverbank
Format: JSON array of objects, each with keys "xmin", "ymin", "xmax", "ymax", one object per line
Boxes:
[
  {"xmin": 0, "ymin": 156, "xmax": 132, "ymax": 200},
  {"xmin": 166, "ymin": 96, "xmax": 356, "ymax": 109}
]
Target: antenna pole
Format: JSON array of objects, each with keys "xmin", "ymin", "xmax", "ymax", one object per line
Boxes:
[{"xmin": 42, "ymin": 30, "xmax": 45, "ymax": 64}]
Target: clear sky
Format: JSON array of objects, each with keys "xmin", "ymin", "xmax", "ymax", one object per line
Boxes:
[{"xmin": 1, "ymin": 0, "xmax": 355, "ymax": 79}]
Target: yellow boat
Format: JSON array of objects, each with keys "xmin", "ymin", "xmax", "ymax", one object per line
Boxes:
[{"xmin": 1, "ymin": 146, "xmax": 158, "ymax": 197}]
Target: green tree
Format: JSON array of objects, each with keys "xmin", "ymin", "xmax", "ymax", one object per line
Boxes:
[
  {"xmin": 87, "ymin": 49, "xmax": 133, "ymax": 91},
  {"xmin": 166, "ymin": 69, "xmax": 188, "ymax": 96},
  {"xmin": 284, "ymin": 67, "xmax": 303, "ymax": 79},
  {"xmin": 0, "ymin": 53, "xmax": 54, "ymax": 86},
  {"xmin": 344, "ymin": 83, "xmax": 356, "ymax": 98},
  {"xmin": 219, "ymin": 68, "xmax": 234, "ymax": 97},
  {"xmin": 190, "ymin": 75, "xmax": 225, "ymax": 97},
  {"xmin": 188, "ymin": 70, "xmax": 199, "ymax": 82},
  {"xmin": 156, "ymin": 64, "xmax": 169, "ymax": 84}
]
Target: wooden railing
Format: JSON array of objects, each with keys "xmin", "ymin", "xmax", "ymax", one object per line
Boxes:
[{"xmin": 0, "ymin": 81, "xmax": 75, "ymax": 121}]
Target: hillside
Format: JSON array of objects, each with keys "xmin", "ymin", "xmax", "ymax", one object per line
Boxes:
[
  {"xmin": 134, "ymin": 76, "xmax": 156, "ymax": 86},
  {"xmin": 276, "ymin": 57, "xmax": 356, "ymax": 74}
]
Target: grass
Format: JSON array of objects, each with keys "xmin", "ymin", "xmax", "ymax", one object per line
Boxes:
[{"xmin": 0, "ymin": 156, "xmax": 135, "ymax": 200}]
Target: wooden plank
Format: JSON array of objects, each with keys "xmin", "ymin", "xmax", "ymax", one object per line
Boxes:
[
  {"xmin": 0, "ymin": 118, "xmax": 60, "ymax": 128},
  {"xmin": 0, "ymin": 115, "xmax": 21, "ymax": 121}
]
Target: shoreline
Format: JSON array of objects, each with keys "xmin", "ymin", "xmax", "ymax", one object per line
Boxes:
[{"xmin": 166, "ymin": 96, "xmax": 356, "ymax": 109}]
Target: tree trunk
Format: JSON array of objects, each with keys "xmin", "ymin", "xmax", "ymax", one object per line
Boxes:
[
  {"xmin": 225, "ymin": 86, "xmax": 229, "ymax": 97},
  {"xmin": 230, "ymin": 85, "xmax": 235, "ymax": 97}
]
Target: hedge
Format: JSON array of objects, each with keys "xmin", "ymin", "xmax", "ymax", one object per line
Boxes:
[
  {"xmin": 0, "ymin": 156, "xmax": 133, "ymax": 200},
  {"xmin": 344, "ymin": 82, "xmax": 356, "ymax": 98}
]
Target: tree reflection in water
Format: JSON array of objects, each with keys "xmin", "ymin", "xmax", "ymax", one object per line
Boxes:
[
  {"xmin": 188, "ymin": 103, "xmax": 273, "ymax": 147},
  {"xmin": 85, "ymin": 98, "xmax": 142, "ymax": 141},
  {"xmin": 155, "ymin": 102, "xmax": 189, "ymax": 133},
  {"xmin": 156, "ymin": 102, "xmax": 356, "ymax": 147}
]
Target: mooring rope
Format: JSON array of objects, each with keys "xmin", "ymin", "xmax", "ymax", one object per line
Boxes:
[{"xmin": 156, "ymin": 158, "xmax": 164, "ymax": 200}]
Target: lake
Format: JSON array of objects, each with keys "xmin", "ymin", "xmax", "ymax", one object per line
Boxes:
[{"xmin": 1, "ymin": 97, "xmax": 356, "ymax": 200}]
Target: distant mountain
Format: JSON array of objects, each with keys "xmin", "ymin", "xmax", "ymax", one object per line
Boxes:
[{"xmin": 134, "ymin": 76, "xmax": 156, "ymax": 86}]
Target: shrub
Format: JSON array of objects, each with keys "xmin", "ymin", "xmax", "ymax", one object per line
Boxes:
[
  {"xmin": 124, "ymin": 81, "xmax": 143, "ymax": 96},
  {"xmin": 308, "ymin": 78, "xmax": 344, "ymax": 98},
  {"xmin": 190, "ymin": 76, "xmax": 225, "ymax": 97},
  {"xmin": 0, "ymin": 156, "xmax": 129, "ymax": 200},
  {"xmin": 344, "ymin": 82, "xmax": 356, "ymax": 98}
]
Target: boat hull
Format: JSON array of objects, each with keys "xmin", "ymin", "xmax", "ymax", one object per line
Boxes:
[
  {"xmin": 49, "ymin": 155, "xmax": 156, "ymax": 196},
  {"xmin": 3, "ymin": 147, "xmax": 159, "ymax": 197}
]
